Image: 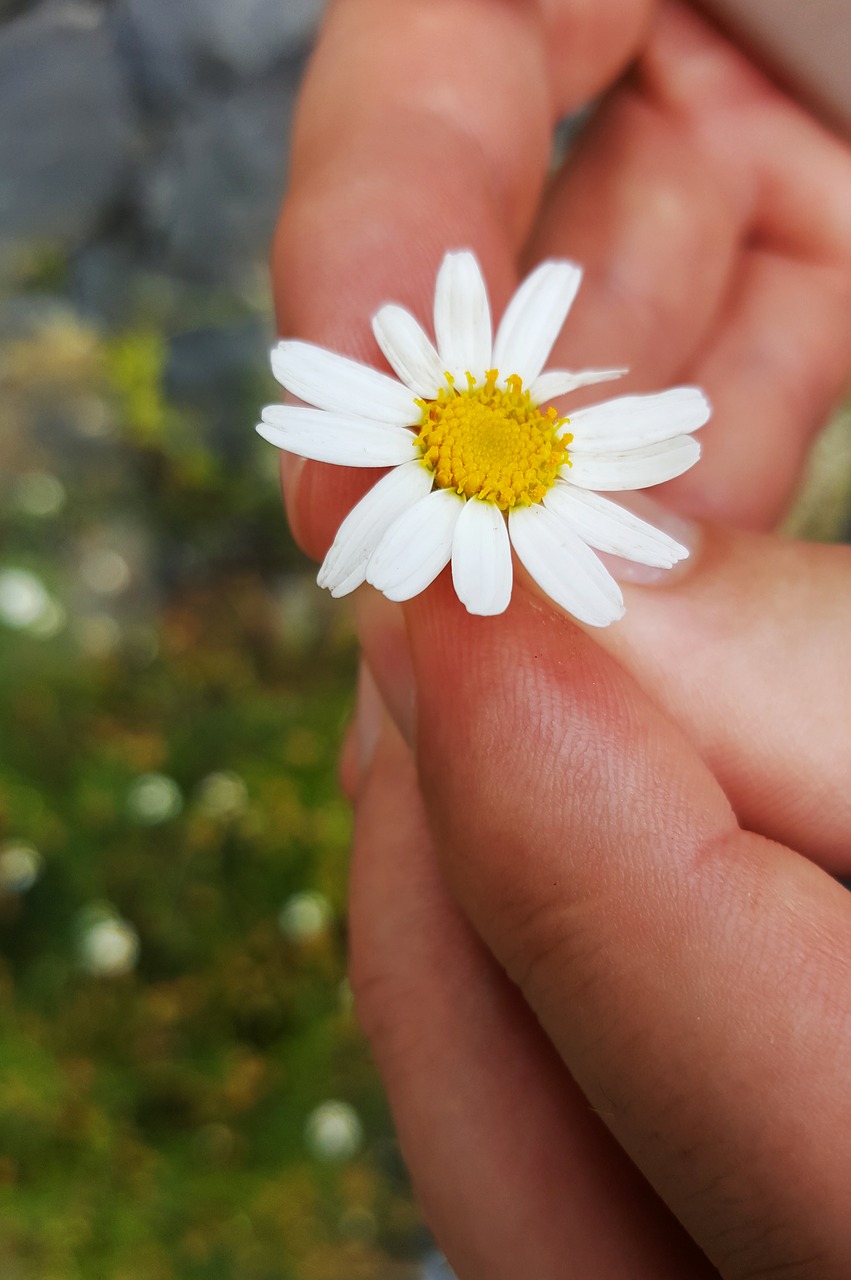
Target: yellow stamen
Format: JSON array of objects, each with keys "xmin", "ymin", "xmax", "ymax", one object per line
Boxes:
[{"xmin": 415, "ymin": 370, "xmax": 572, "ymax": 510}]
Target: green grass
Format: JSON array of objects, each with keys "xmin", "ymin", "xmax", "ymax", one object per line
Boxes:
[{"xmin": 0, "ymin": 269, "xmax": 423, "ymax": 1278}]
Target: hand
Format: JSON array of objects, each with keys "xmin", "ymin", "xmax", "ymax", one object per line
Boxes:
[{"xmin": 274, "ymin": 0, "xmax": 851, "ymax": 1275}]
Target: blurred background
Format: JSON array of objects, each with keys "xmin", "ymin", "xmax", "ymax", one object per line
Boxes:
[
  {"xmin": 0, "ymin": 1, "xmax": 849, "ymax": 1277},
  {"xmin": 0, "ymin": 0, "xmax": 454, "ymax": 1275}
]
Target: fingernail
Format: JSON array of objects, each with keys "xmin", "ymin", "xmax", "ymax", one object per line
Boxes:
[
  {"xmin": 599, "ymin": 493, "xmax": 702, "ymax": 586},
  {"xmin": 354, "ymin": 590, "xmax": 417, "ymax": 748}
]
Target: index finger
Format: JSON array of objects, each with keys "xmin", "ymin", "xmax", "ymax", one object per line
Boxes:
[{"xmin": 273, "ymin": 0, "xmax": 653, "ymax": 554}]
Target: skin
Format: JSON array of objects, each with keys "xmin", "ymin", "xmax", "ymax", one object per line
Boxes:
[{"xmin": 273, "ymin": 2, "xmax": 851, "ymax": 1275}]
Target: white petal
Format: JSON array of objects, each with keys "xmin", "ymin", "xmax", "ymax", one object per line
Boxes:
[
  {"xmin": 492, "ymin": 260, "xmax": 582, "ymax": 386},
  {"xmin": 433, "ymin": 251, "xmax": 492, "ymax": 383},
  {"xmin": 372, "ymin": 304, "xmax": 445, "ymax": 399},
  {"xmin": 567, "ymin": 388, "xmax": 710, "ymax": 451},
  {"xmin": 529, "ymin": 367, "xmax": 627, "ymax": 403},
  {"xmin": 367, "ymin": 489, "xmax": 463, "ymax": 601},
  {"xmin": 509, "ymin": 504, "xmax": 624, "ymax": 628},
  {"xmin": 544, "ymin": 483, "xmax": 688, "ymax": 568},
  {"xmin": 258, "ymin": 406, "xmax": 417, "ymax": 467},
  {"xmin": 451, "ymin": 499, "xmax": 513, "ymax": 616},
  {"xmin": 271, "ymin": 340, "xmax": 420, "ymax": 425},
  {"xmin": 317, "ymin": 461, "xmax": 435, "ymax": 597},
  {"xmin": 564, "ymin": 435, "xmax": 700, "ymax": 491}
]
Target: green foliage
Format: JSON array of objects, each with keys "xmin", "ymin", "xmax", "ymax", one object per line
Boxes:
[
  {"xmin": 106, "ymin": 329, "xmax": 174, "ymax": 447},
  {"xmin": 0, "ymin": 274, "xmax": 423, "ymax": 1278}
]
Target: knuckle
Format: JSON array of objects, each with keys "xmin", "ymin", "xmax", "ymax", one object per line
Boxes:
[{"xmin": 496, "ymin": 887, "xmax": 607, "ymax": 1019}]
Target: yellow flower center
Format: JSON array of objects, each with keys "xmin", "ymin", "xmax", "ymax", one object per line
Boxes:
[{"xmin": 415, "ymin": 370, "xmax": 572, "ymax": 510}]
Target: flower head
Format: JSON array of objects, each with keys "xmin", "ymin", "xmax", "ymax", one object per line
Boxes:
[{"xmin": 259, "ymin": 251, "xmax": 709, "ymax": 625}]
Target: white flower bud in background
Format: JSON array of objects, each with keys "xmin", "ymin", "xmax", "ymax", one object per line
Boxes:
[
  {"xmin": 0, "ymin": 843, "xmax": 44, "ymax": 894},
  {"xmin": 12, "ymin": 472, "xmax": 66, "ymax": 518},
  {"xmin": 79, "ymin": 547, "xmax": 131, "ymax": 596},
  {"xmin": 0, "ymin": 567, "xmax": 64, "ymax": 635},
  {"xmin": 78, "ymin": 910, "xmax": 140, "ymax": 978},
  {"xmin": 304, "ymin": 1100, "xmax": 363, "ymax": 1162},
  {"xmin": 278, "ymin": 891, "xmax": 332, "ymax": 944},
  {"xmin": 127, "ymin": 773, "xmax": 183, "ymax": 825},
  {"xmin": 195, "ymin": 770, "xmax": 248, "ymax": 819}
]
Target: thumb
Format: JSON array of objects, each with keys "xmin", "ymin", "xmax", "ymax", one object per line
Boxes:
[{"xmin": 403, "ymin": 579, "xmax": 851, "ymax": 1279}]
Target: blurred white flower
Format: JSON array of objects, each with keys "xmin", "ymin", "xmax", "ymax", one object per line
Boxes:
[
  {"xmin": 305, "ymin": 1100, "xmax": 363, "ymax": 1162},
  {"xmin": 28, "ymin": 598, "xmax": 67, "ymax": 639},
  {"xmin": 196, "ymin": 771, "xmax": 248, "ymax": 819},
  {"xmin": 0, "ymin": 567, "xmax": 57, "ymax": 632},
  {"xmin": 80, "ymin": 547, "xmax": 131, "ymax": 596},
  {"xmin": 79, "ymin": 914, "xmax": 140, "ymax": 977},
  {"xmin": 12, "ymin": 472, "xmax": 66, "ymax": 518},
  {"xmin": 127, "ymin": 773, "xmax": 183, "ymax": 825},
  {"xmin": 0, "ymin": 842, "xmax": 43, "ymax": 893},
  {"xmin": 278, "ymin": 891, "xmax": 332, "ymax": 944}
]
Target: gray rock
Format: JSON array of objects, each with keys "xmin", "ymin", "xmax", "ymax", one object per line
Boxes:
[
  {"xmin": 165, "ymin": 319, "xmax": 271, "ymax": 459},
  {"xmin": 200, "ymin": 0, "xmax": 327, "ymax": 73},
  {"xmin": 0, "ymin": 0, "xmax": 48, "ymax": 20},
  {"xmin": 68, "ymin": 240, "xmax": 186, "ymax": 326},
  {"xmin": 112, "ymin": 0, "xmax": 325, "ymax": 108},
  {"xmin": 166, "ymin": 322, "xmax": 268, "ymax": 403},
  {"xmin": 0, "ymin": 2, "xmax": 138, "ymax": 252},
  {"xmin": 141, "ymin": 81, "xmax": 294, "ymax": 282}
]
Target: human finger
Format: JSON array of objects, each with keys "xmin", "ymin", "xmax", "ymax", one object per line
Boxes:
[
  {"xmin": 401, "ymin": 581, "xmax": 851, "ymax": 1279},
  {"xmin": 623, "ymin": 530, "xmax": 851, "ymax": 871},
  {"xmin": 349, "ymin": 706, "xmax": 716, "ymax": 1279},
  {"xmin": 670, "ymin": 249, "xmax": 851, "ymax": 527},
  {"xmin": 528, "ymin": 2, "xmax": 851, "ymax": 529},
  {"xmin": 523, "ymin": 82, "xmax": 746, "ymax": 400},
  {"xmin": 647, "ymin": 2, "xmax": 851, "ymax": 525},
  {"xmin": 273, "ymin": 0, "xmax": 653, "ymax": 560},
  {"xmin": 550, "ymin": 523, "xmax": 851, "ymax": 874},
  {"xmin": 355, "ymin": 516, "xmax": 851, "ymax": 878}
]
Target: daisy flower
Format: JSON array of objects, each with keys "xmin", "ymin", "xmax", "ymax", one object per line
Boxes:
[{"xmin": 259, "ymin": 250, "xmax": 709, "ymax": 625}]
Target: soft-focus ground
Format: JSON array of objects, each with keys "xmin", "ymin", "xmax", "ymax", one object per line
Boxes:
[
  {"xmin": 0, "ymin": 266, "xmax": 429, "ymax": 1277},
  {"xmin": 0, "ymin": 1, "xmax": 438, "ymax": 1276},
  {"xmin": 0, "ymin": 2, "xmax": 849, "ymax": 1278}
]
